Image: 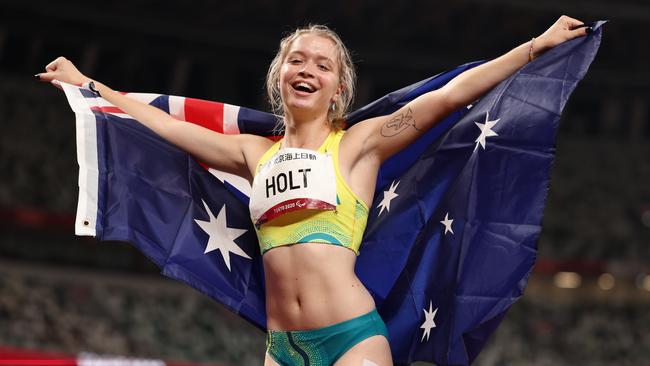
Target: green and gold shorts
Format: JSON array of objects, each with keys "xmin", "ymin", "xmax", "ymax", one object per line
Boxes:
[{"xmin": 266, "ymin": 309, "xmax": 389, "ymax": 366}]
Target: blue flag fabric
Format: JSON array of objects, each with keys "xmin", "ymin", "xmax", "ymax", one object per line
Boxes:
[{"xmin": 62, "ymin": 23, "xmax": 602, "ymax": 365}]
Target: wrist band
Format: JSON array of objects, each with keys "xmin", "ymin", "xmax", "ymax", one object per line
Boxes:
[{"xmin": 528, "ymin": 37, "xmax": 536, "ymax": 62}]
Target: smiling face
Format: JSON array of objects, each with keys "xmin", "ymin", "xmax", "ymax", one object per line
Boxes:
[
  {"xmin": 266, "ymin": 25, "xmax": 356, "ymax": 131},
  {"xmin": 279, "ymin": 33, "xmax": 341, "ymax": 122}
]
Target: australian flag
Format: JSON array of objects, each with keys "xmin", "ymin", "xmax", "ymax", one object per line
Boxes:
[{"xmin": 59, "ymin": 23, "xmax": 602, "ymax": 365}]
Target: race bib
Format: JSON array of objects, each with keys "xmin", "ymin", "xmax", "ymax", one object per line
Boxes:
[{"xmin": 250, "ymin": 148, "xmax": 337, "ymax": 226}]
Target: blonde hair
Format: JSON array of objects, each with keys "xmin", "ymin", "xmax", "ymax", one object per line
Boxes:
[{"xmin": 266, "ymin": 24, "xmax": 356, "ymax": 131}]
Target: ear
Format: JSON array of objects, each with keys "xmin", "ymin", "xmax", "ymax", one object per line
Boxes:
[{"xmin": 334, "ymin": 83, "xmax": 344, "ymax": 99}]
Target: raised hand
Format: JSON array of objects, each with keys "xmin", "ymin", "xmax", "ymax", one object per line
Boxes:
[
  {"xmin": 535, "ymin": 15, "xmax": 591, "ymax": 56},
  {"xmin": 36, "ymin": 56, "xmax": 91, "ymax": 86}
]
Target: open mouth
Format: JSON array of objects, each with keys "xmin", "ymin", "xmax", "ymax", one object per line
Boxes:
[{"xmin": 291, "ymin": 81, "xmax": 316, "ymax": 93}]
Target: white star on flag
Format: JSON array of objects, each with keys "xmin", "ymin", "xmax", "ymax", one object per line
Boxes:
[
  {"xmin": 376, "ymin": 180, "xmax": 400, "ymax": 217},
  {"xmin": 440, "ymin": 212, "xmax": 454, "ymax": 235},
  {"xmin": 474, "ymin": 111, "xmax": 500, "ymax": 151},
  {"xmin": 420, "ymin": 300, "xmax": 438, "ymax": 342},
  {"xmin": 194, "ymin": 200, "xmax": 250, "ymax": 271}
]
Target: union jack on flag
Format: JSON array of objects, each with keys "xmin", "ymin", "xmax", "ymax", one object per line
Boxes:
[{"xmin": 60, "ymin": 23, "xmax": 602, "ymax": 365}]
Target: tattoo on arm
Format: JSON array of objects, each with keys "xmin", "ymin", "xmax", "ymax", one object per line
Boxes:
[{"xmin": 380, "ymin": 108, "xmax": 422, "ymax": 137}]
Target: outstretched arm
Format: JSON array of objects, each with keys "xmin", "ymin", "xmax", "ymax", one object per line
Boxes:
[
  {"xmin": 37, "ymin": 58, "xmax": 271, "ymax": 181},
  {"xmin": 349, "ymin": 15, "xmax": 590, "ymax": 163}
]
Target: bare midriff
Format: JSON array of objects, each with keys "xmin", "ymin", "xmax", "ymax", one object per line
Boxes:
[{"xmin": 263, "ymin": 242, "xmax": 376, "ymax": 331}]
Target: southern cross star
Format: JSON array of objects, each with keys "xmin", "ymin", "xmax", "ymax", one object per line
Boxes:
[
  {"xmin": 474, "ymin": 111, "xmax": 500, "ymax": 151},
  {"xmin": 420, "ymin": 300, "xmax": 438, "ymax": 342},
  {"xmin": 440, "ymin": 212, "xmax": 454, "ymax": 235},
  {"xmin": 376, "ymin": 180, "xmax": 400, "ymax": 217}
]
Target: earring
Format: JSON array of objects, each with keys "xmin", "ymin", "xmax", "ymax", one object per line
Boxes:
[{"xmin": 330, "ymin": 102, "xmax": 336, "ymax": 112}]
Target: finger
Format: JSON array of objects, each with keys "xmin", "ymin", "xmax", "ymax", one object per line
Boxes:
[
  {"xmin": 45, "ymin": 56, "xmax": 66, "ymax": 72},
  {"xmin": 45, "ymin": 61, "xmax": 59, "ymax": 72},
  {"xmin": 569, "ymin": 23, "xmax": 591, "ymax": 37},
  {"xmin": 36, "ymin": 71, "xmax": 58, "ymax": 82},
  {"xmin": 563, "ymin": 16, "xmax": 583, "ymax": 30},
  {"xmin": 574, "ymin": 26, "xmax": 590, "ymax": 36},
  {"xmin": 571, "ymin": 22, "xmax": 589, "ymax": 30}
]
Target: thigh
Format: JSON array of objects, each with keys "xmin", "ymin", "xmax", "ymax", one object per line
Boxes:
[
  {"xmin": 333, "ymin": 335, "xmax": 393, "ymax": 366},
  {"xmin": 264, "ymin": 352, "xmax": 282, "ymax": 366}
]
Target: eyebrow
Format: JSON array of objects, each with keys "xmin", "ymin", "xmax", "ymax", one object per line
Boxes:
[{"xmin": 287, "ymin": 51, "xmax": 335, "ymax": 65}]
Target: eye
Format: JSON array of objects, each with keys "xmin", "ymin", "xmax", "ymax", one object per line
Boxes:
[
  {"xmin": 288, "ymin": 59, "xmax": 302, "ymax": 65},
  {"xmin": 318, "ymin": 64, "xmax": 330, "ymax": 71}
]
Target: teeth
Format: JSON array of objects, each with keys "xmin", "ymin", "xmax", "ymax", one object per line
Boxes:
[{"xmin": 294, "ymin": 82, "xmax": 314, "ymax": 92}]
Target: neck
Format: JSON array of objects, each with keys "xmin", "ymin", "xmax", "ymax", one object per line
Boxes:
[{"xmin": 282, "ymin": 113, "xmax": 332, "ymax": 149}]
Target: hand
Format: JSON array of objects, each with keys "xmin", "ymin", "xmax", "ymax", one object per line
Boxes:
[
  {"xmin": 36, "ymin": 56, "xmax": 92, "ymax": 86},
  {"xmin": 535, "ymin": 15, "xmax": 590, "ymax": 54}
]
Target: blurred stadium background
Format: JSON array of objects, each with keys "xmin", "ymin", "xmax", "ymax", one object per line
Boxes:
[{"xmin": 1, "ymin": 0, "xmax": 648, "ymax": 365}]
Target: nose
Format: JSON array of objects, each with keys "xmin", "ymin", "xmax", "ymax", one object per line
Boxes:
[{"xmin": 298, "ymin": 62, "xmax": 315, "ymax": 78}]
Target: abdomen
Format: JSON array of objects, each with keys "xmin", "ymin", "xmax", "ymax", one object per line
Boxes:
[{"xmin": 263, "ymin": 243, "xmax": 376, "ymax": 330}]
